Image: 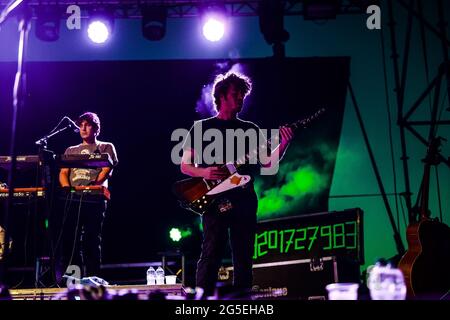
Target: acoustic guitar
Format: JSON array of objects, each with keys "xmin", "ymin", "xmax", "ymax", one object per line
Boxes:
[{"xmin": 398, "ymin": 137, "xmax": 450, "ymax": 298}]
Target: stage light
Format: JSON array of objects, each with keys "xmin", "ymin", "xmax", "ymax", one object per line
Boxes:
[
  {"xmin": 202, "ymin": 16, "xmax": 225, "ymax": 42},
  {"xmin": 169, "ymin": 227, "xmax": 193, "ymax": 242},
  {"xmin": 88, "ymin": 21, "xmax": 109, "ymax": 44},
  {"xmin": 258, "ymin": 0, "xmax": 290, "ymax": 57},
  {"xmin": 141, "ymin": 6, "xmax": 167, "ymax": 41},
  {"xmin": 87, "ymin": 9, "xmax": 114, "ymax": 44},
  {"xmin": 35, "ymin": 5, "xmax": 61, "ymax": 42},
  {"xmin": 347, "ymin": 0, "xmax": 381, "ymax": 10},
  {"xmin": 200, "ymin": 5, "xmax": 227, "ymax": 42},
  {"xmin": 169, "ymin": 228, "xmax": 182, "ymax": 242},
  {"xmin": 303, "ymin": 0, "xmax": 341, "ymax": 20}
]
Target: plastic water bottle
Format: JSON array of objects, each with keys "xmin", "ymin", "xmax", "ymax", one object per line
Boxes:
[
  {"xmin": 155, "ymin": 266, "xmax": 165, "ymax": 285},
  {"xmin": 146, "ymin": 266, "xmax": 156, "ymax": 285},
  {"xmin": 367, "ymin": 262, "xmax": 406, "ymax": 300}
]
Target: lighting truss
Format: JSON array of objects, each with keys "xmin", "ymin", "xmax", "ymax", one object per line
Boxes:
[{"xmin": 0, "ymin": 0, "xmax": 368, "ymax": 19}]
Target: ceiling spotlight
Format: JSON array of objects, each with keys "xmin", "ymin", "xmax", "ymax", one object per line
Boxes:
[
  {"xmin": 88, "ymin": 21, "xmax": 109, "ymax": 44},
  {"xmin": 200, "ymin": 6, "xmax": 227, "ymax": 42},
  {"xmin": 35, "ymin": 5, "xmax": 61, "ymax": 42},
  {"xmin": 203, "ymin": 17, "xmax": 225, "ymax": 42},
  {"xmin": 87, "ymin": 9, "xmax": 114, "ymax": 44},
  {"xmin": 141, "ymin": 6, "xmax": 167, "ymax": 41},
  {"xmin": 258, "ymin": 0, "xmax": 290, "ymax": 57},
  {"xmin": 303, "ymin": 0, "xmax": 341, "ymax": 20}
]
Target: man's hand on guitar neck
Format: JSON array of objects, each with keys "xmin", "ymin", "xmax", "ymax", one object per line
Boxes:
[
  {"xmin": 260, "ymin": 125, "xmax": 294, "ymax": 168},
  {"xmin": 279, "ymin": 126, "xmax": 294, "ymax": 149}
]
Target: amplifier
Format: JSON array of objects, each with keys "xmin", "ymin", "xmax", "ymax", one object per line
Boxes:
[
  {"xmin": 217, "ymin": 208, "xmax": 364, "ymax": 299},
  {"xmin": 219, "ymin": 256, "xmax": 360, "ymax": 300}
]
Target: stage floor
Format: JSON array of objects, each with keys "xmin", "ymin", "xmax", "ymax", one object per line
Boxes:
[{"xmin": 8, "ymin": 284, "xmax": 185, "ymax": 300}]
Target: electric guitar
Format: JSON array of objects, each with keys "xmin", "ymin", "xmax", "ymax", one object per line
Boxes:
[{"xmin": 172, "ymin": 108, "xmax": 326, "ymax": 215}]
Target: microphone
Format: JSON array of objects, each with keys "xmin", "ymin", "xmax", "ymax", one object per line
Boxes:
[
  {"xmin": 34, "ymin": 116, "xmax": 80, "ymax": 146},
  {"xmin": 65, "ymin": 116, "xmax": 80, "ymax": 133}
]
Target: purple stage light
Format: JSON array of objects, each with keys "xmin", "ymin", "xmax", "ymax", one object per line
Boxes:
[
  {"xmin": 87, "ymin": 20, "xmax": 110, "ymax": 44},
  {"xmin": 202, "ymin": 16, "xmax": 225, "ymax": 42}
]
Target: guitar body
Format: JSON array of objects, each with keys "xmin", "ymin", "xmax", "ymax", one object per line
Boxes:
[
  {"xmin": 398, "ymin": 218, "xmax": 450, "ymax": 297},
  {"xmin": 172, "ymin": 173, "xmax": 251, "ymax": 215}
]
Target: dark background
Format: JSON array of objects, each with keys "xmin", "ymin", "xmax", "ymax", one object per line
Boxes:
[{"xmin": 0, "ymin": 57, "xmax": 349, "ymax": 285}]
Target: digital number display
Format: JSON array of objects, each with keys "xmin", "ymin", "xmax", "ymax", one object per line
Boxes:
[
  {"xmin": 253, "ymin": 221, "xmax": 357, "ymax": 258},
  {"xmin": 252, "ymin": 209, "xmax": 363, "ymax": 263}
]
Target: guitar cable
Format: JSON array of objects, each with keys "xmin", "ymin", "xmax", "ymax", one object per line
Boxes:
[
  {"xmin": 52, "ymin": 192, "xmax": 73, "ymax": 258},
  {"xmin": 66, "ymin": 193, "xmax": 83, "ymax": 274},
  {"xmin": 52, "ymin": 192, "xmax": 74, "ymax": 287}
]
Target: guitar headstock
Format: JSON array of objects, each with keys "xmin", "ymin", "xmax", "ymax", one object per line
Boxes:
[{"xmin": 290, "ymin": 107, "xmax": 326, "ymax": 130}]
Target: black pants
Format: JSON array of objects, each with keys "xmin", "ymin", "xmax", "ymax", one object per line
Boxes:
[
  {"xmin": 52, "ymin": 198, "xmax": 106, "ymax": 283},
  {"xmin": 196, "ymin": 189, "xmax": 258, "ymax": 296}
]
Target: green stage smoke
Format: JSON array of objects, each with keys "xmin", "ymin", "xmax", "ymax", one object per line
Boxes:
[{"xmin": 255, "ymin": 142, "xmax": 335, "ymax": 220}]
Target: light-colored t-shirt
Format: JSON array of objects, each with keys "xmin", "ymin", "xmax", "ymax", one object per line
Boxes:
[{"xmin": 64, "ymin": 141, "xmax": 118, "ymax": 187}]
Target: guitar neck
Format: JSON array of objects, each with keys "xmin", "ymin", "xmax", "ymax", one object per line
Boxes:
[
  {"xmin": 220, "ymin": 108, "xmax": 326, "ymax": 171},
  {"xmin": 232, "ymin": 142, "xmax": 270, "ymax": 170},
  {"xmin": 414, "ymin": 137, "xmax": 442, "ymax": 222},
  {"xmin": 203, "ymin": 108, "xmax": 327, "ymax": 185}
]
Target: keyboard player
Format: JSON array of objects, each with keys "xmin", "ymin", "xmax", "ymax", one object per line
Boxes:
[{"xmin": 55, "ymin": 112, "xmax": 118, "ymax": 285}]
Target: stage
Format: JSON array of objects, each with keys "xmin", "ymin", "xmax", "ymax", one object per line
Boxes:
[
  {"xmin": 8, "ymin": 284, "xmax": 185, "ymax": 300},
  {"xmin": 1, "ymin": 0, "xmax": 449, "ymax": 305}
]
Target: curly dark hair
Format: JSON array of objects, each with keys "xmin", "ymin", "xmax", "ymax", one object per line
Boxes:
[
  {"xmin": 212, "ymin": 72, "xmax": 252, "ymax": 111},
  {"xmin": 76, "ymin": 112, "xmax": 101, "ymax": 135}
]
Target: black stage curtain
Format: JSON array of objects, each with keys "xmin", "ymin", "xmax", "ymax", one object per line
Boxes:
[{"xmin": 0, "ymin": 58, "xmax": 349, "ymax": 269}]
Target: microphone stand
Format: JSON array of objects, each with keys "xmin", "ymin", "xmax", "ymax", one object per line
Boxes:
[
  {"xmin": 0, "ymin": 0, "xmax": 31, "ymax": 286},
  {"xmin": 35, "ymin": 124, "xmax": 78, "ymax": 149},
  {"xmin": 33, "ymin": 121, "xmax": 79, "ymax": 287}
]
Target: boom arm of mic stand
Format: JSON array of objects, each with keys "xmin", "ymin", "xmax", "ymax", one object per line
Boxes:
[{"xmin": 35, "ymin": 125, "xmax": 72, "ymax": 147}]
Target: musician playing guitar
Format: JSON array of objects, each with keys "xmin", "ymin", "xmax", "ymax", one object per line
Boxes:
[
  {"xmin": 56, "ymin": 112, "xmax": 118, "ymax": 285},
  {"xmin": 180, "ymin": 72, "xmax": 293, "ymax": 296}
]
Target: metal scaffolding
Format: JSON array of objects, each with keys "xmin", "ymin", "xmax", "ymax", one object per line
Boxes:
[
  {"xmin": 0, "ymin": 0, "xmax": 368, "ymax": 19},
  {"xmin": 387, "ymin": 0, "xmax": 450, "ymax": 225}
]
